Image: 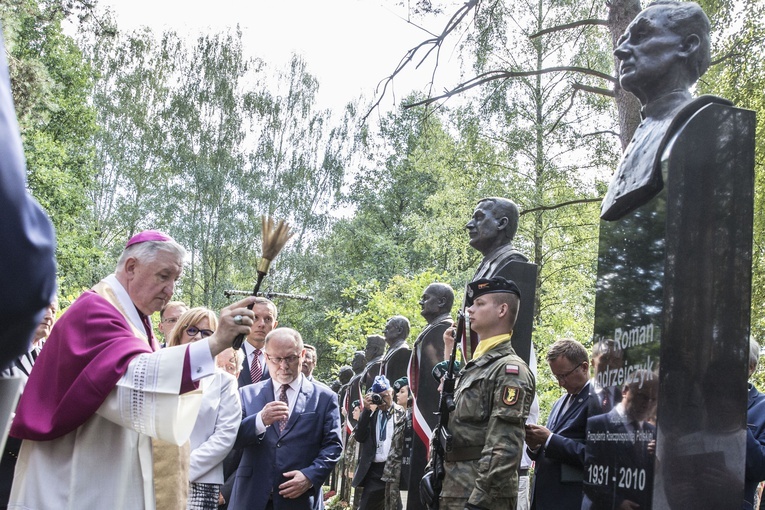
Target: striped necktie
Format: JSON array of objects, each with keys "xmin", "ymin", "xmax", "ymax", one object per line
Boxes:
[
  {"xmin": 278, "ymin": 384, "xmax": 289, "ymax": 433},
  {"xmin": 250, "ymin": 349, "xmax": 263, "ymax": 384}
]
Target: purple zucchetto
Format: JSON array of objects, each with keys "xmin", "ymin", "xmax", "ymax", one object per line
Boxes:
[{"xmin": 125, "ymin": 230, "xmax": 173, "ymax": 248}]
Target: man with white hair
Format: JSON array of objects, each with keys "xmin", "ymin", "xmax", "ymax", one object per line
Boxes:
[
  {"xmin": 8, "ymin": 230, "xmax": 256, "ymax": 510},
  {"xmin": 745, "ymin": 338, "xmax": 765, "ymax": 509}
]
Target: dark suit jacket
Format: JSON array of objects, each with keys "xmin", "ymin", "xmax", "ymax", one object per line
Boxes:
[
  {"xmin": 529, "ymin": 382, "xmax": 591, "ymax": 510},
  {"xmin": 230, "ymin": 377, "xmax": 342, "ymax": 510},
  {"xmin": 0, "ymin": 27, "xmax": 56, "ymax": 370},
  {"xmin": 351, "ymin": 406, "xmax": 404, "ymax": 489},
  {"xmin": 352, "ymin": 407, "xmax": 379, "ymax": 488},
  {"xmin": 581, "ymin": 408, "xmax": 656, "ymax": 510},
  {"xmin": 237, "ymin": 349, "xmax": 271, "ymax": 388},
  {"xmin": 745, "ymin": 384, "xmax": 765, "ymax": 509}
]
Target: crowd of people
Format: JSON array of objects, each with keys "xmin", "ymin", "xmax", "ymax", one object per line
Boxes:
[{"xmin": 2, "ymin": 2, "xmax": 764, "ymax": 509}]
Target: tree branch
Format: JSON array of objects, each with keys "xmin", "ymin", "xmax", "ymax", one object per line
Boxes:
[
  {"xmin": 709, "ymin": 35, "xmax": 765, "ymax": 66},
  {"xmin": 529, "ymin": 19, "xmax": 609, "ymax": 40},
  {"xmin": 572, "ymin": 82, "xmax": 615, "ymax": 97},
  {"xmin": 520, "ymin": 197, "xmax": 603, "ymax": 216},
  {"xmin": 403, "ymin": 66, "xmax": 617, "ymax": 108},
  {"xmin": 363, "ymin": 0, "xmax": 480, "ymax": 121},
  {"xmin": 581, "ymin": 129, "xmax": 620, "ymax": 138}
]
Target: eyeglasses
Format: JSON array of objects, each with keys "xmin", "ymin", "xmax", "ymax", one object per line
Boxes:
[
  {"xmin": 185, "ymin": 326, "xmax": 214, "ymax": 338},
  {"xmin": 553, "ymin": 361, "xmax": 583, "ymax": 382},
  {"xmin": 162, "ymin": 317, "xmax": 179, "ymax": 324},
  {"xmin": 266, "ymin": 354, "xmax": 300, "ymax": 365}
]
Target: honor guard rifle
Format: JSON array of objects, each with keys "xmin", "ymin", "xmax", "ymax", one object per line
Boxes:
[{"xmin": 420, "ymin": 310, "xmax": 468, "ymax": 510}]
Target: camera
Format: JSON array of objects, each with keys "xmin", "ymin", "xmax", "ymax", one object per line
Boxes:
[{"xmin": 371, "ymin": 393, "xmax": 383, "ymax": 405}]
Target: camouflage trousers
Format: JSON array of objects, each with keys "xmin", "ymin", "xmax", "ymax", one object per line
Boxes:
[
  {"xmin": 384, "ymin": 481, "xmax": 403, "ymax": 510},
  {"xmin": 439, "ymin": 496, "xmax": 516, "ymax": 510}
]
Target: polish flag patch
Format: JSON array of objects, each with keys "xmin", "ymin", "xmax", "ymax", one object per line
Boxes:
[{"xmin": 505, "ymin": 364, "xmax": 519, "ymax": 375}]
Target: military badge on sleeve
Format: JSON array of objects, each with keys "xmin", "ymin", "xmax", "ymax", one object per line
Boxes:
[{"xmin": 503, "ymin": 386, "xmax": 520, "ymax": 406}]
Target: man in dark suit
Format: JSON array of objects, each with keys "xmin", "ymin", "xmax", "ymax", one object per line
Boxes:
[
  {"xmin": 222, "ymin": 297, "xmax": 279, "ymax": 508},
  {"xmin": 237, "ymin": 297, "xmax": 277, "ymax": 387},
  {"xmin": 0, "ymin": 23, "xmax": 56, "ymax": 493},
  {"xmin": 582, "ymin": 369, "xmax": 658, "ymax": 510},
  {"xmin": 230, "ymin": 327, "xmax": 342, "ymax": 510},
  {"xmin": 526, "ymin": 338, "xmax": 591, "ymax": 510},
  {"xmin": 352, "ymin": 375, "xmax": 404, "ymax": 510}
]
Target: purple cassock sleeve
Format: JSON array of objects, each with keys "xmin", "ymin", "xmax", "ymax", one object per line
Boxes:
[{"xmin": 11, "ymin": 290, "xmax": 197, "ymax": 441}]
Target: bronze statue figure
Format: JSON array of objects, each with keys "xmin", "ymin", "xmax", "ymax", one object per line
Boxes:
[
  {"xmin": 407, "ymin": 282, "xmax": 454, "ymax": 510},
  {"xmin": 380, "ymin": 315, "xmax": 411, "ymax": 385},
  {"xmin": 467, "ymin": 197, "xmax": 528, "ymax": 277},
  {"xmin": 600, "ymin": 1, "xmax": 727, "ymax": 220},
  {"xmin": 360, "ymin": 335, "xmax": 386, "ymax": 394}
]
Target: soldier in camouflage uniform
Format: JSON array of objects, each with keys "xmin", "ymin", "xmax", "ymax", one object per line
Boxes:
[
  {"xmin": 440, "ymin": 277, "xmax": 535, "ymax": 510},
  {"xmin": 382, "ymin": 377, "xmax": 413, "ymax": 510}
]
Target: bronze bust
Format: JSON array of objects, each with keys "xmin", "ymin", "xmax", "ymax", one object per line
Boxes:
[{"xmin": 601, "ymin": 1, "xmax": 728, "ymax": 221}]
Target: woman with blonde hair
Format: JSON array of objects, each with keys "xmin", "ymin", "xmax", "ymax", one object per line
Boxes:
[{"xmin": 169, "ymin": 307, "xmax": 242, "ymax": 510}]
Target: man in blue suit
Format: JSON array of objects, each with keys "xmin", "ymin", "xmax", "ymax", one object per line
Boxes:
[
  {"xmin": 229, "ymin": 327, "xmax": 342, "ymax": 510},
  {"xmin": 526, "ymin": 338, "xmax": 591, "ymax": 510},
  {"xmin": 222, "ymin": 297, "xmax": 278, "ymax": 508}
]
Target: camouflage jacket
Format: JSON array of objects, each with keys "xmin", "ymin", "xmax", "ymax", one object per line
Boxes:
[
  {"xmin": 381, "ymin": 405, "xmax": 408, "ymax": 484},
  {"xmin": 440, "ymin": 340, "xmax": 535, "ymax": 508}
]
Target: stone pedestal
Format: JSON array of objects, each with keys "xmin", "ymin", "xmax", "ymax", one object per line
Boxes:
[
  {"xmin": 505, "ymin": 261, "xmax": 538, "ymax": 365},
  {"xmin": 585, "ymin": 103, "xmax": 755, "ymax": 509}
]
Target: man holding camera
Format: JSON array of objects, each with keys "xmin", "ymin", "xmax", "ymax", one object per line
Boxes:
[{"xmin": 352, "ymin": 375, "xmax": 406, "ymax": 510}]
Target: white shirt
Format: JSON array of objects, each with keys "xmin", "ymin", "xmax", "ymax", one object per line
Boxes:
[
  {"xmin": 242, "ymin": 342, "xmax": 266, "ymax": 375},
  {"xmin": 254, "ymin": 374, "xmax": 304, "ymax": 434},
  {"xmin": 373, "ymin": 408, "xmax": 395, "ymax": 462}
]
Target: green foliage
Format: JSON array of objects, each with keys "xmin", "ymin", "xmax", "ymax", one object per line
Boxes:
[
  {"xmin": 326, "ymin": 270, "xmax": 452, "ymax": 366},
  {"xmin": 83, "ymin": 24, "xmax": 353, "ymax": 313},
  {"xmin": 0, "ymin": 0, "xmax": 102, "ymax": 297},
  {"xmin": 697, "ymin": 0, "xmax": 765, "ymax": 342},
  {"xmin": 12, "ymin": 0, "xmax": 763, "ymax": 420}
]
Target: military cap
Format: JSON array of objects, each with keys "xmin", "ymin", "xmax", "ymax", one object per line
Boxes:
[
  {"xmin": 432, "ymin": 360, "xmax": 461, "ymax": 382},
  {"xmin": 393, "ymin": 377, "xmax": 409, "ymax": 393},
  {"xmin": 465, "ymin": 276, "xmax": 521, "ymax": 306},
  {"xmin": 351, "ymin": 399, "xmax": 360, "ymax": 409}
]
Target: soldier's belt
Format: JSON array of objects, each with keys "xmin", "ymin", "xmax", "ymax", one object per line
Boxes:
[{"xmin": 445, "ymin": 446, "xmax": 483, "ymax": 462}]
